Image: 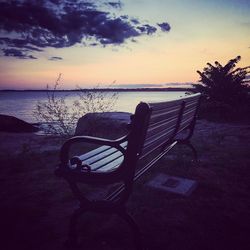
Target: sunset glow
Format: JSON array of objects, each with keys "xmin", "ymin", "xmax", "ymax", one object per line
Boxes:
[{"xmin": 0, "ymin": 0, "xmax": 249, "ymax": 89}]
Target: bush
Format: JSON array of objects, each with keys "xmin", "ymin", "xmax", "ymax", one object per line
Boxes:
[
  {"xmin": 34, "ymin": 74, "xmax": 118, "ymax": 136},
  {"xmin": 194, "ymin": 56, "xmax": 250, "ymax": 121},
  {"xmin": 197, "ymin": 96, "xmax": 250, "ymax": 122}
]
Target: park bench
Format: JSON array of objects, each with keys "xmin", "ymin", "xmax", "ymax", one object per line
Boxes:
[{"xmin": 55, "ymin": 92, "xmax": 201, "ymax": 249}]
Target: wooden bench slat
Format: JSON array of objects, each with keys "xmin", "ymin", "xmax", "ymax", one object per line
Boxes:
[
  {"xmin": 148, "ymin": 116, "xmax": 178, "ymax": 131},
  {"xmin": 145, "ymin": 124, "xmax": 176, "ymax": 145},
  {"xmin": 150, "ymin": 106, "xmax": 180, "ymax": 121},
  {"xmin": 73, "ymin": 142, "xmax": 127, "ymax": 171},
  {"xmin": 182, "ymin": 107, "xmax": 197, "ymax": 117},
  {"xmin": 148, "ymin": 98, "xmax": 186, "ymax": 111},
  {"xmin": 140, "ymin": 137, "xmax": 171, "ymax": 159},
  {"xmin": 77, "ymin": 141, "xmax": 127, "ymax": 162},
  {"xmin": 146, "ymin": 117, "xmax": 178, "ymax": 138},
  {"xmin": 150, "ymin": 101, "xmax": 197, "ymax": 125},
  {"xmin": 148, "ymin": 93, "xmax": 200, "ymax": 111},
  {"xmin": 90, "ymin": 150, "xmax": 125, "ymax": 171},
  {"xmin": 148, "ymin": 99, "xmax": 183, "ymax": 110},
  {"xmin": 184, "ymin": 103, "xmax": 197, "ymax": 110},
  {"xmin": 149, "ymin": 111, "xmax": 179, "ymax": 126},
  {"xmin": 150, "ymin": 104, "xmax": 180, "ymax": 116},
  {"xmin": 182, "ymin": 109, "xmax": 197, "ymax": 121},
  {"xmin": 178, "ymin": 117, "xmax": 194, "ymax": 131},
  {"xmin": 185, "ymin": 100, "xmax": 199, "ymax": 108},
  {"xmin": 149, "ymin": 115, "xmax": 179, "ymax": 128},
  {"xmin": 141, "ymin": 128, "xmax": 175, "ymax": 158},
  {"xmin": 96, "ymin": 156, "xmax": 124, "ymax": 172},
  {"xmin": 69, "ymin": 142, "xmax": 127, "ymax": 171},
  {"xmin": 78, "ymin": 145, "xmax": 111, "ymax": 161},
  {"xmin": 83, "ymin": 147, "xmax": 123, "ymax": 165}
]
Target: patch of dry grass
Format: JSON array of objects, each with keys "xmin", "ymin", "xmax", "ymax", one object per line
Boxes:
[{"xmin": 0, "ymin": 120, "xmax": 250, "ymax": 250}]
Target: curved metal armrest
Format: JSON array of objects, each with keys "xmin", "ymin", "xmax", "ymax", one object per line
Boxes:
[{"xmin": 60, "ymin": 135, "xmax": 128, "ymax": 166}]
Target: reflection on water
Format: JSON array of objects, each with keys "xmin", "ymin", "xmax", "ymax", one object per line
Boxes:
[{"xmin": 0, "ymin": 91, "xmax": 187, "ymax": 123}]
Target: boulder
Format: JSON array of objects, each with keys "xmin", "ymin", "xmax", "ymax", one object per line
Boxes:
[
  {"xmin": 0, "ymin": 114, "xmax": 39, "ymax": 133},
  {"xmin": 75, "ymin": 112, "xmax": 132, "ymax": 137}
]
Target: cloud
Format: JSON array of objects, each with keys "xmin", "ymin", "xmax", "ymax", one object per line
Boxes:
[
  {"xmin": 0, "ymin": 0, "xmax": 171, "ymax": 59},
  {"xmin": 158, "ymin": 22, "xmax": 171, "ymax": 32},
  {"xmin": 107, "ymin": 1, "xmax": 123, "ymax": 9},
  {"xmin": 2, "ymin": 48, "xmax": 37, "ymax": 59},
  {"xmin": 49, "ymin": 56, "xmax": 63, "ymax": 61},
  {"xmin": 137, "ymin": 24, "xmax": 157, "ymax": 35}
]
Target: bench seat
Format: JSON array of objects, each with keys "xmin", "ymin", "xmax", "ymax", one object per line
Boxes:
[{"xmin": 69, "ymin": 141, "xmax": 127, "ymax": 173}]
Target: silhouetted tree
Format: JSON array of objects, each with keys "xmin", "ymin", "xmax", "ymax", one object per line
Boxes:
[{"xmin": 194, "ymin": 56, "xmax": 250, "ymax": 106}]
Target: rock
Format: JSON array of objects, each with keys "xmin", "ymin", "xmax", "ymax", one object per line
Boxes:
[
  {"xmin": 0, "ymin": 114, "xmax": 39, "ymax": 133},
  {"xmin": 75, "ymin": 112, "xmax": 132, "ymax": 137}
]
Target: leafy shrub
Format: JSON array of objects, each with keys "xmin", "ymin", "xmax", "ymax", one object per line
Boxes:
[
  {"xmin": 34, "ymin": 74, "xmax": 118, "ymax": 136},
  {"xmin": 195, "ymin": 56, "xmax": 250, "ymax": 104},
  {"xmin": 194, "ymin": 56, "xmax": 250, "ymax": 121}
]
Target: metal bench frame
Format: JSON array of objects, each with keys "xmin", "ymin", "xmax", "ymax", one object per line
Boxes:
[{"xmin": 55, "ymin": 93, "xmax": 201, "ymax": 249}]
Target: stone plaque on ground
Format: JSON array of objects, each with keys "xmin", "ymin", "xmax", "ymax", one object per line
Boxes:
[{"xmin": 146, "ymin": 173, "xmax": 197, "ymax": 196}]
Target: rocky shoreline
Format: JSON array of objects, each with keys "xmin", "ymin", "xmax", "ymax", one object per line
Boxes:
[
  {"xmin": 0, "ymin": 112, "xmax": 132, "ymax": 135},
  {"xmin": 0, "ymin": 114, "xmax": 39, "ymax": 133},
  {"xmin": 0, "ymin": 114, "xmax": 249, "ymax": 157},
  {"xmin": 0, "ymin": 112, "xmax": 132, "ymax": 154}
]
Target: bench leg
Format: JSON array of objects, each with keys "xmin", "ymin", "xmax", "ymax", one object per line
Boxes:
[
  {"xmin": 178, "ymin": 140, "xmax": 198, "ymax": 164},
  {"xmin": 66, "ymin": 206, "xmax": 86, "ymax": 248},
  {"xmin": 185, "ymin": 142, "xmax": 198, "ymax": 163},
  {"xmin": 117, "ymin": 209, "xmax": 143, "ymax": 250}
]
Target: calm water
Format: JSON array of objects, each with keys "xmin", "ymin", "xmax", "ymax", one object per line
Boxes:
[{"xmin": 0, "ymin": 91, "xmax": 187, "ymax": 123}]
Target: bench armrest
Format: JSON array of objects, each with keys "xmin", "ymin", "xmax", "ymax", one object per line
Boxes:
[{"xmin": 59, "ymin": 135, "xmax": 127, "ymax": 166}]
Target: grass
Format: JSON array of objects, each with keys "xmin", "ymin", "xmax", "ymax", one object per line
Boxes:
[{"xmin": 0, "ymin": 119, "xmax": 250, "ymax": 250}]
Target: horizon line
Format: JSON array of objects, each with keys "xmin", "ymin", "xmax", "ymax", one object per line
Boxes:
[{"xmin": 0, "ymin": 87, "xmax": 195, "ymax": 92}]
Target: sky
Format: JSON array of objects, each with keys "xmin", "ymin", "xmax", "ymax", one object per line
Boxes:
[{"xmin": 0, "ymin": 0, "xmax": 249, "ymax": 90}]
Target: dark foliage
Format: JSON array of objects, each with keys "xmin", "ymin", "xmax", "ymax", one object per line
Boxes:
[{"xmin": 194, "ymin": 56, "xmax": 250, "ymax": 121}]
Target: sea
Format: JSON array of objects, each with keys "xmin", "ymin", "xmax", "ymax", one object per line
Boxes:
[{"xmin": 0, "ymin": 90, "xmax": 188, "ymax": 123}]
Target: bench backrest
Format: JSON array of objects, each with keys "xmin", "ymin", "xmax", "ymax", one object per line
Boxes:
[
  {"xmin": 141, "ymin": 93, "xmax": 201, "ymax": 158},
  {"xmin": 123, "ymin": 93, "xmax": 201, "ymax": 179}
]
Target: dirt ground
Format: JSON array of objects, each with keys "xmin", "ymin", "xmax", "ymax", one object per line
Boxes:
[{"xmin": 0, "ymin": 119, "xmax": 250, "ymax": 250}]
